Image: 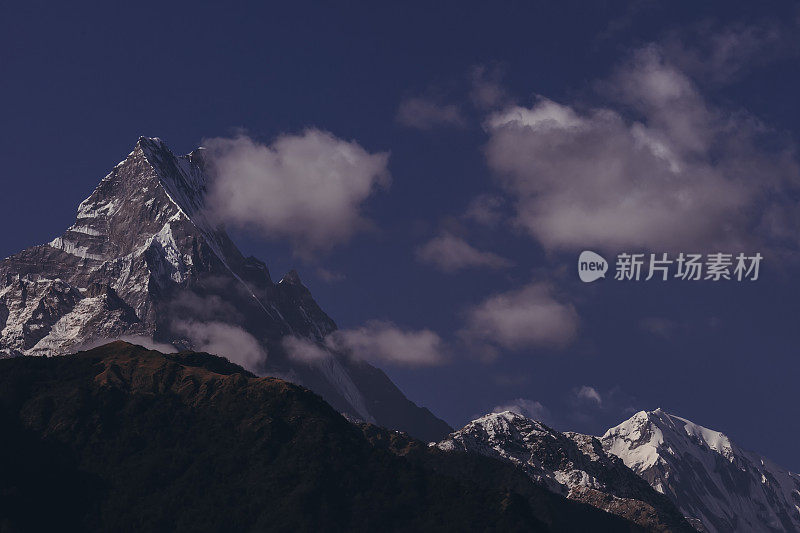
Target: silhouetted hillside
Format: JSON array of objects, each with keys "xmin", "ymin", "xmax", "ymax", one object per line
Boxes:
[{"xmin": 0, "ymin": 342, "xmax": 643, "ymax": 532}]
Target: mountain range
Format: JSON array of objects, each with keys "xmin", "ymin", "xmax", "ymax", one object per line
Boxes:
[
  {"xmin": 434, "ymin": 409, "xmax": 800, "ymax": 532},
  {"xmin": 2, "ymin": 136, "xmax": 799, "ymax": 531},
  {"xmin": 3, "ymin": 338, "xmax": 797, "ymax": 532},
  {"xmin": 435, "ymin": 411, "xmax": 694, "ymax": 531},
  {"xmin": 0, "ymin": 136, "xmax": 450, "ymax": 442}
]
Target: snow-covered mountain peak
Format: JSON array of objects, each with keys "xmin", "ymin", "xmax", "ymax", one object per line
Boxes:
[
  {"xmin": 603, "ymin": 409, "xmax": 737, "ymax": 471},
  {"xmin": 135, "ymin": 135, "xmax": 166, "ymax": 150},
  {"xmin": 436, "ymin": 410, "xmax": 695, "ymax": 531},
  {"xmin": 61, "ymin": 136, "xmax": 236, "ymax": 277},
  {"xmin": 77, "ymin": 138, "xmax": 198, "ymax": 222},
  {"xmin": 0, "ymin": 137, "xmax": 452, "ymax": 442},
  {"xmin": 602, "ymin": 410, "xmax": 800, "ymax": 533},
  {"xmin": 136, "ymin": 136, "xmax": 209, "ymax": 219},
  {"xmin": 443, "ymin": 411, "xmax": 553, "ymax": 448},
  {"xmin": 436, "ymin": 410, "xmax": 600, "ymax": 489},
  {"xmin": 476, "ymin": 409, "xmax": 545, "ymax": 428},
  {"xmin": 602, "ymin": 409, "xmax": 668, "ymax": 471}
]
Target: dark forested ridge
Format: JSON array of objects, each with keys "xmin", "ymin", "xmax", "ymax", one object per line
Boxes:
[{"xmin": 0, "ymin": 341, "xmax": 644, "ymax": 532}]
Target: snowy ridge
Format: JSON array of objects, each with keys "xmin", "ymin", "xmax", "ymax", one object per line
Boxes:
[
  {"xmin": 435, "ymin": 411, "xmax": 597, "ymax": 493},
  {"xmin": 435, "ymin": 411, "xmax": 694, "ymax": 531},
  {"xmin": 137, "ymin": 138, "xmax": 288, "ymax": 325},
  {"xmin": 602, "ymin": 409, "xmax": 800, "ymax": 533},
  {"xmin": 48, "ymin": 237, "xmax": 104, "ymax": 261}
]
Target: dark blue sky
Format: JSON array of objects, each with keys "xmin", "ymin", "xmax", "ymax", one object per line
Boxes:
[{"xmin": 2, "ymin": 1, "xmax": 800, "ymax": 469}]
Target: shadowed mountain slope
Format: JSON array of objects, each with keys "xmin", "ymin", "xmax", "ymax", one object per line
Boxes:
[{"xmin": 0, "ymin": 341, "xmax": 646, "ymax": 532}]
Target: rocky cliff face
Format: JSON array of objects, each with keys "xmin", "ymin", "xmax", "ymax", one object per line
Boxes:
[
  {"xmin": 0, "ymin": 137, "xmax": 450, "ymax": 442},
  {"xmin": 602, "ymin": 409, "xmax": 800, "ymax": 533},
  {"xmin": 435, "ymin": 411, "xmax": 695, "ymax": 532}
]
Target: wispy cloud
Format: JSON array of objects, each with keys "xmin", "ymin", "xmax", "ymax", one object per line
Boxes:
[
  {"xmin": 661, "ymin": 20, "xmax": 798, "ymax": 85},
  {"xmin": 315, "ymin": 267, "xmax": 346, "ymax": 283},
  {"xmin": 171, "ymin": 319, "xmax": 267, "ymax": 373},
  {"xmin": 282, "ymin": 335, "xmax": 331, "ymax": 363},
  {"xmin": 416, "ymin": 231, "xmax": 512, "ymax": 272},
  {"xmin": 396, "ymin": 97, "xmax": 466, "ymax": 130},
  {"xmin": 492, "ymin": 398, "xmax": 549, "ymax": 422},
  {"xmin": 463, "ymin": 194, "xmax": 506, "ymax": 227},
  {"xmin": 639, "ymin": 316, "xmax": 679, "ymax": 338},
  {"xmin": 575, "ymin": 385, "xmax": 603, "ymax": 406},
  {"xmin": 470, "ymin": 64, "xmax": 511, "ymax": 110},
  {"xmin": 461, "ymin": 282, "xmax": 578, "ymax": 351},
  {"xmin": 328, "ymin": 320, "xmax": 447, "ymax": 367}
]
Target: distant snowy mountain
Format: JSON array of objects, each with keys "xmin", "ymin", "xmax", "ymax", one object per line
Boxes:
[
  {"xmin": 602, "ymin": 409, "xmax": 800, "ymax": 533},
  {"xmin": 0, "ymin": 136, "xmax": 450, "ymax": 442},
  {"xmin": 435, "ymin": 411, "xmax": 695, "ymax": 532}
]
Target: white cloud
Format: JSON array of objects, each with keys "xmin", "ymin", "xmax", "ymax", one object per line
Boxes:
[
  {"xmin": 171, "ymin": 320, "xmax": 267, "ymax": 373},
  {"xmin": 484, "ymin": 46, "xmax": 799, "ymax": 253},
  {"xmin": 488, "ymin": 99, "xmax": 583, "ymax": 131},
  {"xmin": 575, "ymin": 386, "xmax": 603, "ymax": 406},
  {"xmin": 168, "ymin": 288, "xmax": 245, "ymax": 323},
  {"xmin": 462, "ymin": 282, "xmax": 578, "ymax": 350},
  {"xmin": 327, "ymin": 320, "xmax": 447, "ymax": 367},
  {"xmin": 492, "ymin": 398, "xmax": 549, "ymax": 421},
  {"xmin": 396, "ymin": 97, "xmax": 465, "ymax": 129},
  {"xmin": 282, "ymin": 336, "xmax": 331, "ymax": 363},
  {"xmin": 416, "ymin": 232, "xmax": 512, "ymax": 272},
  {"xmin": 204, "ymin": 130, "xmax": 390, "ymax": 254}
]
